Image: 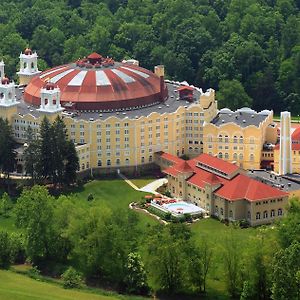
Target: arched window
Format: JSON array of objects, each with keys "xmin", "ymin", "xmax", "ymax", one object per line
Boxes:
[
  {"xmin": 278, "ymin": 208, "xmax": 283, "ymax": 216},
  {"xmin": 81, "ymin": 163, "xmax": 85, "ymax": 170},
  {"xmin": 263, "ymin": 211, "xmax": 268, "ymax": 219},
  {"xmin": 141, "ymin": 157, "xmax": 145, "ymax": 163},
  {"xmin": 195, "ymin": 147, "xmax": 199, "ymax": 152},
  {"xmin": 182, "ymin": 148, "xmax": 184, "ymax": 154},
  {"xmin": 233, "ymin": 136, "xmax": 238, "ymax": 143},
  {"xmin": 256, "ymin": 212, "xmax": 261, "ymax": 220},
  {"xmin": 271, "ymin": 209, "xmax": 275, "ymax": 217},
  {"xmin": 44, "ymin": 98, "xmax": 48, "ymax": 105},
  {"xmin": 224, "ymin": 153, "xmax": 229, "ymax": 159},
  {"xmin": 31, "ymin": 62, "xmax": 34, "ymax": 69},
  {"xmin": 218, "ymin": 152, "xmax": 223, "ymax": 159},
  {"xmin": 86, "ymin": 162, "xmax": 89, "ymax": 169},
  {"xmin": 250, "ymin": 154, "xmax": 254, "ymax": 161},
  {"xmin": 116, "ymin": 158, "xmax": 120, "ymax": 165},
  {"xmin": 218, "ymin": 135, "xmax": 223, "ymax": 143},
  {"xmin": 233, "ymin": 153, "xmax": 238, "ymax": 160},
  {"xmin": 239, "ymin": 153, "xmax": 243, "ymax": 161},
  {"xmin": 125, "ymin": 158, "xmax": 129, "ymax": 165},
  {"xmin": 224, "ymin": 135, "xmax": 229, "ymax": 143},
  {"xmin": 97, "ymin": 160, "xmax": 102, "ymax": 167},
  {"xmin": 239, "ymin": 136, "xmax": 243, "ymax": 143},
  {"xmin": 107, "ymin": 159, "xmax": 111, "ymax": 166},
  {"xmin": 149, "ymin": 155, "xmax": 153, "ymax": 162}
]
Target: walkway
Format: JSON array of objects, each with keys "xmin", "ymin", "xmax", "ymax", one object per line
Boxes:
[{"xmin": 118, "ymin": 172, "xmax": 167, "ymax": 194}]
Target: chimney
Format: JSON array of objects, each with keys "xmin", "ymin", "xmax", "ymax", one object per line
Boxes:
[{"xmin": 154, "ymin": 65, "xmax": 167, "ymax": 102}]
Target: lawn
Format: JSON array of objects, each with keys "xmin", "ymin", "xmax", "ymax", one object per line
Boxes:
[
  {"xmin": 129, "ymin": 178, "xmax": 156, "ymax": 189},
  {"xmin": 0, "ymin": 269, "xmax": 124, "ymax": 300}
]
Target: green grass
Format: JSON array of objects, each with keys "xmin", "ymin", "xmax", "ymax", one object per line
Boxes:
[{"xmin": 0, "ymin": 269, "xmax": 120, "ymax": 300}]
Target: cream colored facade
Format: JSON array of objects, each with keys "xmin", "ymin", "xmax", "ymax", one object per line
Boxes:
[
  {"xmin": 203, "ymin": 111, "xmax": 277, "ymax": 170},
  {"xmin": 164, "ymin": 164, "xmax": 288, "ymax": 226},
  {"xmin": 6, "ymin": 88, "xmax": 217, "ymax": 173}
]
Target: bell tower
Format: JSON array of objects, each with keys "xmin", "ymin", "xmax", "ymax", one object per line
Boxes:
[
  {"xmin": 17, "ymin": 48, "xmax": 41, "ymax": 86},
  {"xmin": 37, "ymin": 82, "xmax": 64, "ymax": 114}
]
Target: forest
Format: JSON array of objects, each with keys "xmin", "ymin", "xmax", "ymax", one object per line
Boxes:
[
  {"xmin": 0, "ymin": 184, "xmax": 300, "ymax": 299},
  {"xmin": 0, "ymin": 0, "xmax": 299, "ymax": 113}
]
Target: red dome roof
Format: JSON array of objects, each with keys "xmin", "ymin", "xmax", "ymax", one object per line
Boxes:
[
  {"xmin": 43, "ymin": 81, "xmax": 58, "ymax": 90},
  {"xmin": 24, "ymin": 57, "xmax": 167, "ymax": 111},
  {"xmin": 1, "ymin": 77, "xmax": 9, "ymax": 85},
  {"xmin": 24, "ymin": 48, "xmax": 33, "ymax": 55}
]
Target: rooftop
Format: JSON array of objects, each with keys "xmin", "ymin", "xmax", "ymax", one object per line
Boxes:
[
  {"xmin": 211, "ymin": 107, "xmax": 271, "ymax": 128},
  {"xmin": 247, "ymin": 169, "xmax": 300, "ymax": 192},
  {"xmin": 16, "ymin": 82, "xmax": 202, "ymax": 121}
]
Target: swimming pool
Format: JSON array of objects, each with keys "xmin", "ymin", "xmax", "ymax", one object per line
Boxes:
[{"xmin": 162, "ymin": 201, "xmax": 205, "ymax": 215}]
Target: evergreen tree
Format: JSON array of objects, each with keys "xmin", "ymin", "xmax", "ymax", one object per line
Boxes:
[
  {"xmin": 64, "ymin": 140, "xmax": 79, "ymax": 185},
  {"xmin": 23, "ymin": 126, "xmax": 40, "ymax": 184},
  {"xmin": 0, "ymin": 118, "xmax": 16, "ymax": 178}
]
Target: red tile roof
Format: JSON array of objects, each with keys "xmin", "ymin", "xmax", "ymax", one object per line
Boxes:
[
  {"xmin": 159, "ymin": 152, "xmax": 184, "ymax": 165},
  {"xmin": 177, "ymin": 85, "xmax": 194, "ymax": 91},
  {"xmin": 292, "ymin": 127, "xmax": 300, "ymax": 140},
  {"xmin": 162, "ymin": 152, "xmax": 288, "ymax": 202},
  {"xmin": 194, "ymin": 153, "xmax": 239, "ymax": 175},
  {"xmin": 214, "ymin": 174, "xmax": 288, "ymax": 201}
]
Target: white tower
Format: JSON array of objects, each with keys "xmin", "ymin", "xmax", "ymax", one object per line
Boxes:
[
  {"xmin": 0, "ymin": 60, "xmax": 4, "ymax": 80},
  {"xmin": 37, "ymin": 82, "xmax": 64, "ymax": 113},
  {"xmin": 279, "ymin": 111, "xmax": 292, "ymax": 175},
  {"xmin": 0, "ymin": 77, "xmax": 19, "ymax": 107},
  {"xmin": 17, "ymin": 48, "xmax": 41, "ymax": 86}
]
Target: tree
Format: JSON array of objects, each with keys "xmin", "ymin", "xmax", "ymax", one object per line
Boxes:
[
  {"xmin": 0, "ymin": 118, "xmax": 17, "ymax": 179},
  {"xmin": 218, "ymin": 79, "xmax": 253, "ymax": 110},
  {"xmin": 0, "ymin": 231, "xmax": 11, "ymax": 269},
  {"xmin": 124, "ymin": 252, "xmax": 148, "ymax": 294},
  {"xmin": 188, "ymin": 238, "xmax": 213, "ymax": 293},
  {"xmin": 223, "ymin": 231, "xmax": 243, "ymax": 298},
  {"xmin": 271, "ymin": 242, "xmax": 300, "ymax": 300},
  {"xmin": 0, "ymin": 192, "xmax": 13, "ymax": 217},
  {"xmin": 14, "ymin": 185, "xmax": 55, "ymax": 266},
  {"xmin": 23, "ymin": 126, "xmax": 40, "ymax": 184}
]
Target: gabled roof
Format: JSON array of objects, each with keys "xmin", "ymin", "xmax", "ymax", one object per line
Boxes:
[
  {"xmin": 175, "ymin": 161, "xmax": 194, "ymax": 173},
  {"xmin": 159, "ymin": 152, "xmax": 184, "ymax": 165},
  {"xmin": 194, "ymin": 153, "xmax": 239, "ymax": 176},
  {"xmin": 177, "ymin": 85, "xmax": 194, "ymax": 91},
  {"xmin": 215, "ymin": 174, "xmax": 288, "ymax": 201}
]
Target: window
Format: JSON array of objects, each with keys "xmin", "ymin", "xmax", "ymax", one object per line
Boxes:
[
  {"xmin": 263, "ymin": 211, "xmax": 268, "ymax": 219},
  {"xmin": 218, "ymin": 135, "xmax": 223, "ymax": 143},
  {"xmin": 225, "ymin": 153, "xmax": 229, "ymax": 159},
  {"xmin": 220, "ymin": 208, "xmax": 224, "ymax": 215},
  {"xmin": 125, "ymin": 158, "xmax": 129, "ymax": 165},
  {"xmin": 271, "ymin": 209, "xmax": 275, "ymax": 217},
  {"xmin": 239, "ymin": 153, "xmax": 243, "ymax": 161},
  {"xmin": 107, "ymin": 159, "xmax": 111, "ymax": 166},
  {"xmin": 250, "ymin": 154, "xmax": 254, "ymax": 161},
  {"xmin": 224, "ymin": 135, "xmax": 229, "ymax": 143},
  {"xmin": 116, "ymin": 159, "xmax": 120, "ymax": 165},
  {"xmin": 247, "ymin": 211, "xmax": 251, "ymax": 219},
  {"xmin": 233, "ymin": 153, "xmax": 238, "ymax": 160},
  {"xmin": 97, "ymin": 160, "xmax": 102, "ymax": 167},
  {"xmin": 249, "ymin": 137, "xmax": 254, "ymax": 144},
  {"xmin": 233, "ymin": 136, "xmax": 238, "ymax": 143},
  {"xmin": 256, "ymin": 212, "xmax": 261, "ymax": 220},
  {"xmin": 208, "ymin": 135, "xmax": 212, "ymax": 142},
  {"xmin": 239, "ymin": 136, "xmax": 243, "ymax": 143},
  {"xmin": 149, "ymin": 155, "xmax": 153, "ymax": 162},
  {"xmin": 229, "ymin": 210, "xmax": 233, "ymax": 218},
  {"xmin": 218, "ymin": 152, "xmax": 223, "ymax": 159},
  {"xmin": 278, "ymin": 208, "xmax": 283, "ymax": 216}
]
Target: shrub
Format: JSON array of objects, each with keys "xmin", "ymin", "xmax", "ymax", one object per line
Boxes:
[
  {"xmin": 9, "ymin": 233, "xmax": 26, "ymax": 264},
  {"xmin": 164, "ymin": 190, "xmax": 172, "ymax": 198},
  {"xmin": 87, "ymin": 193, "xmax": 94, "ymax": 201},
  {"xmin": 61, "ymin": 267, "xmax": 83, "ymax": 289},
  {"xmin": 28, "ymin": 266, "xmax": 41, "ymax": 279},
  {"xmin": 164, "ymin": 212, "xmax": 171, "ymax": 221}
]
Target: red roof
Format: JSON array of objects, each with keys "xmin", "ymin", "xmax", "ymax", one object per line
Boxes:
[
  {"xmin": 215, "ymin": 174, "xmax": 288, "ymax": 201},
  {"xmin": 163, "ymin": 152, "xmax": 287, "ymax": 202},
  {"xmin": 177, "ymin": 85, "xmax": 194, "ymax": 91},
  {"xmin": 24, "ymin": 59, "xmax": 167, "ymax": 111},
  {"xmin": 159, "ymin": 152, "xmax": 183, "ymax": 165},
  {"xmin": 87, "ymin": 52, "xmax": 102, "ymax": 60},
  {"xmin": 194, "ymin": 153, "xmax": 239, "ymax": 176}
]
